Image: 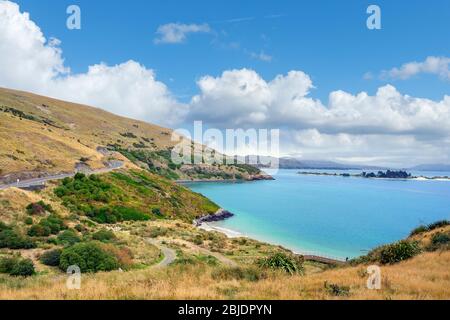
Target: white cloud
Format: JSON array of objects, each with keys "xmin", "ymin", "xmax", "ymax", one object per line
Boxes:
[
  {"xmin": 382, "ymin": 56, "xmax": 450, "ymax": 80},
  {"xmin": 154, "ymin": 23, "xmax": 211, "ymax": 44},
  {"xmin": 0, "ymin": 0, "xmax": 68, "ymax": 92},
  {"xmin": 250, "ymin": 51, "xmax": 272, "ymax": 62},
  {"xmin": 0, "ymin": 1, "xmax": 449, "ymax": 166},
  {"xmin": 0, "ymin": 0, "xmax": 186, "ymax": 127},
  {"xmin": 50, "ymin": 61, "xmax": 188, "ymax": 127},
  {"xmin": 189, "ymin": 69, "xmax": 450, "ymax": 138},
  {"xmin": 188, "ymin": 68, "xmax": 450, "ymax": 165}
]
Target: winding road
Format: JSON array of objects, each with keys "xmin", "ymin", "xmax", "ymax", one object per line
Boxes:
[
  {"xmin": 146, "ymin": 239, "xmax": 177, "ymax": 267},
  {"xmin": 0, "ymin": 161, "xmax": 124, "ymax": 191}
]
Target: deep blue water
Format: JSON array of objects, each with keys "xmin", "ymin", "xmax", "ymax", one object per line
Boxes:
[{"xmin": 186, "ymin": 170, "xmax": 450, "ymax": 259}]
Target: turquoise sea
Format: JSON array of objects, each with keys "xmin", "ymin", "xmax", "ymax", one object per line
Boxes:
[{"xmin": 186, "ymin": 170, "xmax": 450, "ymax": 260}]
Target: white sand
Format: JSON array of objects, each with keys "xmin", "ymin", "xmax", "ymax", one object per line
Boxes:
[{"xmin": 198, "ymin": 222, "xmax": 245, "ymax": 238}]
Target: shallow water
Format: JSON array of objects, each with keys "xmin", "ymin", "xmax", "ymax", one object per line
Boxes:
[{"xmin": 186, "ymin": 169, "xmax": 450, "ymax": 259}]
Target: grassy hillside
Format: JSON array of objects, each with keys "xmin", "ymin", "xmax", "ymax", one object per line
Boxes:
[
  {"xmin": 0, "ymin": 87, "xmax": 448, "ymax": 300},
  {"xmin": 0, "ymin": 172, "xmax": 448, "ymax": 299},
  {"xmin": 0, "ymin": 87, "xmax": 268, "ymax": 183}
]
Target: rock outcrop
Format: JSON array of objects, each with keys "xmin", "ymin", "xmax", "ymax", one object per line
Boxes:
[{"xmin": 194, "ymin": 209, "xmax": 234, "ymax": 226}]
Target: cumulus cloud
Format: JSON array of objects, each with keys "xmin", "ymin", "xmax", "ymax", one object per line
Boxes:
[
  {"xmin": 1, "ymin": 0, "xmax": 449, "ymax": 166},
  {"xmin": 0, "ymin": 0, "xmax": 68, "ymax": 92},
  {"xmin": 154, "ymin": 23, "xmax": 211, "ymax": 44},
  {"xmin": 382, "ymin": 56, "xmax": 450, "ymax": 81},
  {"xmin": 0, "ymin": 0, "xmax": 186, "ymax": 127},
  {"xmin": 189, "ymin": 69, "xmax": 450, "ymax": 137},
  {"xmin": 188, "ymin": 68, "xmax": 450, "ymax": 165}
]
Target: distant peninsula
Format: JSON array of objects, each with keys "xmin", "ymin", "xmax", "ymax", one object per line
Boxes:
[{"xmin": 298, "ymin": 170, "xmax": 450, "ymax": 181}]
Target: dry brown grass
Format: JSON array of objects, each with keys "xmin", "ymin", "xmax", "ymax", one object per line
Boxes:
[
  {"xmin": 0, "ymin": 87, "xmax": 177, "ymax": 178},
  {"xmin": 0, "ymin": 250, "xmax": 448, "ymax": 300}
]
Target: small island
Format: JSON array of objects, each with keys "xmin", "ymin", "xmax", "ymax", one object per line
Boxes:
[{"xmin": 298, "ymin": 170, "xmax": 450, "ymax": 181}]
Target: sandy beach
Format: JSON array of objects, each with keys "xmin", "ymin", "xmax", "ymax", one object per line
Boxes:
[{"xmin": 198, "ymin": 222, "xmax": 245, "ymax": 238}]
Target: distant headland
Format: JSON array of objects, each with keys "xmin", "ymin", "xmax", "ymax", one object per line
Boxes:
[{"xmin": 298, "ymin": 170, "xmax": 450, "ymax": 181}]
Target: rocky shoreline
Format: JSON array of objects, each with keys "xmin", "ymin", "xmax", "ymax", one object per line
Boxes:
[
  {"xmin": 177, "ymin": 173, "xmax": 274, "ymax": 184},
  {"xmin": 194, "ymin": 209, "xmax": 234, "ymax": 226}
]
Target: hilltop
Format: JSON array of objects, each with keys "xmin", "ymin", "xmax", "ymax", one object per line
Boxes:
[{"xmin": 0, "ymin": 87, "xmax": 269, "ymax": 183}]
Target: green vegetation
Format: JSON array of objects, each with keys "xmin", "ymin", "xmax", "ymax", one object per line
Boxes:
[
  {"xmin": 324, "ymin": 281, "xmax": 350, "ymax": 297},
  {"xmin": 379, "ymin": 241, "xmax": 421, "ymax": 264},
  {"xmin": 26, "ymin": 200, "xmax": 53, "ymax": 215},
  {"xmin": 54, "ymin": 170, "xmax": 219, "ymax": 223},
  {"xmin": 257, "ymin": 252, "xmax": 304, "ymax": 275},
  {"xmin": 428, "ymin": 232, "xmax": 450, "ymax": 251},
  {"xmin": 111, "ymin": 147, "xmax": 181, "ymax": 180},
  {"xmin": 57, "ymin": 229, "xmax": 81, "ymax": 246},
  {"xmin": 1, "ymin": 106, "xmax": 39, "ymax": 122},
  {"xmin": 40, "ymin": 249, "xmax": 62, "ymax": 267},
  {"xmin": 410, "ymin": 220, "xmax": 450, "ymax": 236},
  {"xmin": 92, "ymin": 229, "xmax": 116, "ymax": 242},
  {"xmin": 0, "ymin": 223, "xmax": 35, "ymax": 249},
  {"xmin": 352, "ymin": 240, "xmax": 421, "ymax": 265},
  {"xmin": 212, "ymin": 266, "xmax": 267, "ymax": 282},
  {"xmin": 24, "ymin": 217, "xmax": 33, "ymax": 225},
  {"xmin": 231, "ymin": 164, "xmax": 261, "ymax": 175},
  {"xmin": 28, "ymin": 214, "xmax": 67, "ymax": 237},
  {"xmin": 59, "ymin": 242, "xmax": 119, "ymax": 273},
  {"xmin": 55, "ymin": 173, "xmax": 150, "ymax": 223},
  {"xmin": 0, "ymin": 256, "xmax": 35, "ymax": 277}
]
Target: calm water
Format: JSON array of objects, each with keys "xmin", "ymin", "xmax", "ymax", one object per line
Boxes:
[{"xmin": 186, "ymin": 170, "xmax": 450, "ymax": 259}]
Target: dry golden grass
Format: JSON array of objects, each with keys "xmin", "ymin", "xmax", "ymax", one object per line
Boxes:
[
  {"xmin": 0, "ymin": 87, "xmax": 177, "ymax": 178},
  {"xmin": 0, "ymin": 250, "xmax": 448, "ymax": 300}
]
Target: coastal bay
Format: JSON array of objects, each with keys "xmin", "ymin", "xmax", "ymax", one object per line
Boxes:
[{"xmin": 187, "ymin": 169, "xmax": 450, "ymax": 260}]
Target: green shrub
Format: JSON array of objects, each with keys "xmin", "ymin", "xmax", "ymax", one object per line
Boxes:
[
  {"xmin": 193, "ymin": 235, "xmax": 203, "ymax": 245},
  {"xmin": 410, "ymin": 220, "xmax": 450, "ymax": 236},
  {"xmin": 410, "ymin": 225, "xmax": 428, "ymax": 236},
  {"xmin": 428, "ymin": 220, "xmax": 450, "ymax": 230},
  {"xmin": 0, "ymin": 257, "xmax": 35, "ymax": 277},
  {"xmin": 324, "ymin": 281, "xmax": 350, "ymax": 296},
  {"xmin": 431, "ymin": 232, "xmax": 450, "ymax": 245},
  {"xmin": 10, "ymin": 259, "xmax": 35, "ymax": 276},
  {"xmin": 151, "ymin": 207, "xmax": 162, "ymax": 216},
  {"xmin": 148, "ymin": 227, "xmax": 168, "ymax": 238},
  {"xmin": 59, "ymin": 242, "xmax": 119, "ymax": 273},
  {"xmin": 212, "ymin": 266, "xmax": 267, "ymax": 282},
  {"xmin": 40, "ymin": 249, "xmax": 62, "ymax": 266},
  {"xmin": 26, "ymin": 201, "xmax": 53, "ymax": 215},
  {"xmin": 92, "ymin": 229, "xmax": 116, "ymax": 242},
  {"xmin": 0, "ymin": 257, "xmax": 18, "ymax": 273},
  {"xmin": 113, "ymin": 206, "xmax": 150, "ymax": 221},
  {"xmin": 379, "ymin": 240, "xmax": 421, "ymax": 264},
  {"xmin": 40, "ymin": 214, "xmax": 67, "ymax": 234},
  {"xmin": 57, "ymin": 229, "xmax": 81, "ymax": 246},
  {"xmin": 24, "ymin": 217, "xmax": 33, "ymax": 225},
  {"xmin": 28, "ymin": 224, "xmax": 51, "ymax": 237},
  {"xmin": 427, "ymin": 232, "xmax": 450, "ymax": 251},
  {"xmin": 0, "ymin": 228, "xmax": 36, "ymax": 249},
  {"xmin": 74, "ymin": 224, "xmax": 85, "ymax": 232},
  {"xmin": 258, "ymin": 252, "xmax": 304, "ymax": 275}
]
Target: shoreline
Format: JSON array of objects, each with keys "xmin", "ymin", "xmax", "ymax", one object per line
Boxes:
[{"xmin": 196, "ymin": 220, "xmax": 347, "ymax": 263}]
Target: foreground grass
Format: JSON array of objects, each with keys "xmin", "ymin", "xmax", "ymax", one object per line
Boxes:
[{"xmin": 0, "ymin": 249, "xmax": 448, "ymax": 300}]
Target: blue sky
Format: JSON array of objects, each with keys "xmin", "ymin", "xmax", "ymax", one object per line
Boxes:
[
  {"xmin": 14, "ymin": 0, "xmax": 450, "ymax": 102},
  {"xmin": 1, "ymin": 0, "xmax": 450, "ymax": 166}
]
